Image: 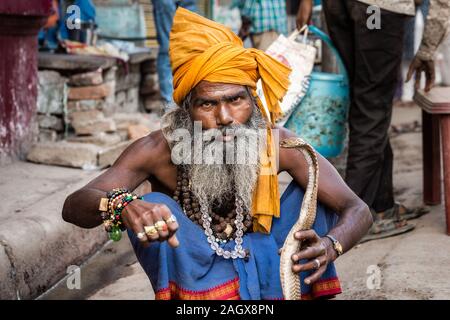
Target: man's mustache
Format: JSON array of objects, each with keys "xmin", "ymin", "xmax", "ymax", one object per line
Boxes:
[{"xmin": 202, "ymin": 123, "xmax": 258, "ymax": 139}]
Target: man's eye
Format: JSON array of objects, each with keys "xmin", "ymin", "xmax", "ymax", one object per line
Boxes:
[
  {"xmin": 231, "ymin": 97, "xmax": 241, "ymax": 103},
  {"xmin": 201, "ymin": 102, "xmax": 213, "ymax": 108}
]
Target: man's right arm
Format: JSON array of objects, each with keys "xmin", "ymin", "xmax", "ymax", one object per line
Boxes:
[{"xmin": 62, "ymin": 133, "xmax": 161, "ymax": 228}]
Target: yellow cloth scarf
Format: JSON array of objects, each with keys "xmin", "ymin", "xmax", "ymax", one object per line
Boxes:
[{"xmin": 169, "ymin": 8, "xmax": 291, "ymax": 233}]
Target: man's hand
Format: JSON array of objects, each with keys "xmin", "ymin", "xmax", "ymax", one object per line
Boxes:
[
  {"xmin": 121, "ymin": 200, "xmax": 180, "ymax": 248},
  {"xmin": 406, "ymin": 56, "xmax": 436, "ymax": 92},
  {"xmin": 296, "ymin": 0, "xmax": 314, "ymax": 30},
  {"xmin": 290, "ymin": 230, "xmax": 336, "ymax": 285},
  {"xmin": 238, "ymin": 15, "xmax": 251, "ymax": 40}
]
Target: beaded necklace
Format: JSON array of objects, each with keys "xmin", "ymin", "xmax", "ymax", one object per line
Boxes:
[{"xmin": 172, "ymin": 167, "xmax": 252, "ymax": 259}]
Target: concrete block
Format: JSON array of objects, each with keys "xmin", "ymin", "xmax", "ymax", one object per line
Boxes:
[
  {"xmin": 27, "ymin": 141, "xmax": 100, "ymax": 169},
  {"xmin": 115, "ymin": 91, "xmax": 126, "ymax": 108},
  {"xmin": 72, "ymin": 118, "xmax": 116, "ymax": 136},
  {"xmin": 104, "ymin": 81, "xmax": 116, "ymax": 105},
  {"xmin": 66, "ymin": 132, "xmax": 122, "ymax": 146},
  {"xmin": 37, "ymin": 114, "xmax": 64, "ymax": 132},
  {"xmin": 140, "ymin": 73, "xmax": 158, "ymax": 95},
  {"xmin": 37, "ymin": 71, "xmax": 67, "ymax": 115},
  {"xmin": 38, "ymin": 129, "xmax": 58, "ymax": 143},
  {"xmin": 68, "ymin": 83, "xmax": 111, "ymax": 100},
  {"xmin": 112, "ymin": 112, "xmax": 157, "ymax": 131},
  {"xmin": 67, "ymin": 99, "xmax": 105, "ymax": 112},
  {"xmin": 69, "ymin": 68, "xmax": 103, "ymax": 87},
  {"xmin": 69, "ymin": 109, "xmax": 104, "ymax": 124},
  {"xmin": 123, "ymin": 88, "xmax": 139, "ymax": 113},
  {"xmin": 116, "ymin": 72, "xmax": 141, "ymax": 92},
  {"xmin": 103, "ymin": 66, "xmax": 117, "ymax": 83}
]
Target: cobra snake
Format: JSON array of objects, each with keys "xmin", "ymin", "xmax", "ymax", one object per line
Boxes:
[{"xmin": 279, "ymin": 137, "xmax": 319, "ymax": 300}]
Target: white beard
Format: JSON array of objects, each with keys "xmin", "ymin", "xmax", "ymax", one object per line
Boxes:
[{"xmin": 162, "ymin": 102, "xmax": 267, "ymax": 213}]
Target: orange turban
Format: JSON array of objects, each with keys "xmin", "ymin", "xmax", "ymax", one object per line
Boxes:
[{"xmin": 169, "ymin": 8, "xmax": 291, "ymax": 233}]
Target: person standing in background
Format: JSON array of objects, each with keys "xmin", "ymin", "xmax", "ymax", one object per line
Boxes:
[
  {"xmin": 152, "ymin": 0, "xmax": 197, "ymax": 110},
  {"xmin": 296, "ymin": 0, "xmax": 450, "ymax": 241},
  {"xmin": 235, "ymin": 0, "xmax": 288, "ymax": 51}
]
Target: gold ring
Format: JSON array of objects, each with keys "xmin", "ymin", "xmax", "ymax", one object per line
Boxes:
[
  {"xmin": 144, "ymin": 225, "xmax": 158, "ymax": 236},
  {"xmin": 165, "ymin": 214, "xmax": 177, "ymax": 224},
  {"xmin": 154, "ymin": 220, "xmax": 168, "ymax": 232}
]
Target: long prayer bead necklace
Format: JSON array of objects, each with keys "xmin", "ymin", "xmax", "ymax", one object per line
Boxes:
[{"xmin": 172, "ymin": 167, "xmax": 252, "ymax": 259}]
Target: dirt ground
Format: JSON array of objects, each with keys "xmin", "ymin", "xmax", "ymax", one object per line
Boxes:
[{"xmin": 39, "ymin": 104, "xmax": 450, "ymax": 300}]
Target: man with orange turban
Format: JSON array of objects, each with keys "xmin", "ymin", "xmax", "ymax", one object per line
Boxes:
[{"xmin": 62, "ymin": 8, "xmax": 372, "ymax": 300}]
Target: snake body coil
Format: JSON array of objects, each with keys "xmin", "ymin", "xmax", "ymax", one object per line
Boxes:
[{"xmin": 279, "ymin": 137, "xmax": 319, "ymax": 300}]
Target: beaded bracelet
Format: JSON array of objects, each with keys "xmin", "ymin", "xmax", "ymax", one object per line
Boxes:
[
  {"xmin": 101, "ymin": 188, "xmax": 142, "ymax": 242},
  {"xmin": 107, "ymin": 188, "xmax": 130, "ymax": 216}
]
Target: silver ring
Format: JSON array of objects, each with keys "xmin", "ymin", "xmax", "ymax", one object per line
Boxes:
[
  {"xmin": 137, "ymin": 232, "xmax": 147, "ymax": 241},
  {"xmin": 165, "ymin": 214, "xmax": 177, "ymax": 224},
  {"xmin": 313, "ymin": 258, "xmax": 321, "ymax": 270}
]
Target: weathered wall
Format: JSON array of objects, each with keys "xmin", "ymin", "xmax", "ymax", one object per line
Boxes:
[{"xmin": 0, "ymin": 1, "xmax": 52, "ymax": 165}]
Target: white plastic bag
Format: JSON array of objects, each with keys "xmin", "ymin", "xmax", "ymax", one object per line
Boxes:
[{"xmin": 257, "ymin": 27, "xmax": 317, "ymax": 125}]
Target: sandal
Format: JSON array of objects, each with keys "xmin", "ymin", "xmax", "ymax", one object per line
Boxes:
[
  {"xmin": 376, "ymin": 203, "xmax": 429, "ymax": 221},
  {"xmin": 359, "ymin": 218, "xmax": 415, "ymax": 244}
]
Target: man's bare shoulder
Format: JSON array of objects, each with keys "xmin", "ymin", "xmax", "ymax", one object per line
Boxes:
[
  {"xmin": 114, "ymin": 129, "xmax": 172, "ymax": 175},
  {"xmin": 135, "ymin": 129, "xmax": 170, "ymax": 154},
  {"xmin": 275, "ymin": 126, "xmax": 297, "ymax": 147},
  {"xmin": 275, "ymin": 126, "xmax": 303, "ymax": 172}
]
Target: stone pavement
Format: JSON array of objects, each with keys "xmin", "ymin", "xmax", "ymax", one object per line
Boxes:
[{"xmin": 0, "ymin": 162, "xmax": 107, "ymax": 299}]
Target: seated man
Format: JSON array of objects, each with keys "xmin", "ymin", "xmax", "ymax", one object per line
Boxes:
[{"xmin": 62, "ymin": 8, "xmax": 372, "ymax": 300}]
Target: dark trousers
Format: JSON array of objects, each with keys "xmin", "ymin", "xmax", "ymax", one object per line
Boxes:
[{"xmin": 322, "ymin": 0, "xmax": 407, "ymax": 212}]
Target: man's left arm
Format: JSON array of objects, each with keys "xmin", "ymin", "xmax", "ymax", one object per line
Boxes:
[
  {"xmin": 278, "ymin": 128, "xmax": 373, "ymax": 285},
  {"xmin": 407, "ymin": 0, "xmax": 450, "ymax": 91}
]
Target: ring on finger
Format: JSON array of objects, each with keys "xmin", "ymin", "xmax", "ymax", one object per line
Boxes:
[
  {"xmin": 313, "ymin": 258, "xmax": 321, "ymax": 270},
  {"xmin": 137, "ymin": 231, "xmax": 147, "ymax": 241},
  {"xmin": 165, "ymin": 214, "xmax": 177, "ymax": 224},
  {"xmin": 155, "ymin": 220, "xmax": 168, "ymax": 232},
  {"xmin": 144, "ymin": 225, "xmax": 158, "ymax": 236}
]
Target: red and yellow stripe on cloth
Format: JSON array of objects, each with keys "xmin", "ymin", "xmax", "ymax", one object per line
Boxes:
[
  {"xmin": 156, "ymin": 278, "xmax": 240, "ymax": 300},
  {"xmin": 301, "ymin": 277, "xmax": 342, "ymax": 300},
  {"xmin": 156, "ymin": 277, "xmax": 341, "ymax": 300}
]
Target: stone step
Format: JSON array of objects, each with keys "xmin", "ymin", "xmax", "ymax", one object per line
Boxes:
[{"xmin": 26, "ymin": 141, "xmax": 132, "ymax": 170}]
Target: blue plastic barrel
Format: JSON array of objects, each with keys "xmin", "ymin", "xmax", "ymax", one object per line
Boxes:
[{"xmin": 284, "ymin": 25, "xmax": 349, "ymax": 158}]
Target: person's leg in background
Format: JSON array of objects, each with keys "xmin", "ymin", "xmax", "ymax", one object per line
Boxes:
[
  {"xmin": 325, "ymin": 0, "xmax": 402, "ymax": 212},
  {"xmin": 345, "ymin": 2, "xmax": 407, "ymax": 214},
  {"xmin": 321, "ymin": 0, "xmax": 355, "ymax": 84},
  {"xmin": 177, "ymin": 0, "xmax": 197, "ymax": 12},
  {"xmin": 322, "ymin": 0, "xmax": 417, "ymax": 240},
  {"xmin": 152, "ymin": 0, "xmax": 198, "ymax": 111},
  {"xmin": 152, "ymin": 0, "xmax": 176, "ymax": 108}
]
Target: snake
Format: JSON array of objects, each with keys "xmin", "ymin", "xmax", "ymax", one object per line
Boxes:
[{"xmin": 279, "ymin": 137, "xmax": 320, "ymax": 300}]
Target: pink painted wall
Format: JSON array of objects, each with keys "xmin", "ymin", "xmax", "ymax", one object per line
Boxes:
[{"xmin": 0, "ymin": 0, "xmax": 52, "ymax": 164}]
